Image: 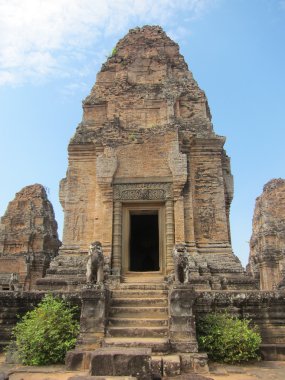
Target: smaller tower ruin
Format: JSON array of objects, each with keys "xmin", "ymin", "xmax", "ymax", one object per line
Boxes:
[
  {"xmin": 247, "ymin": 178, "xmax": 285, "ymax": 290},
  {"xmin": 0, "ymin": 184, "xmax": 61, "ymax": 290}
]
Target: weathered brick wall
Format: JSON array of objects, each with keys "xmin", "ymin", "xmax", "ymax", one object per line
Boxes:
[
  {"xmin": 0, "ymin": 292, "xmax": 81, "ymax": 351},
  {"xmin": 194, "ymin": 290, "xmax": 285, "ymax": 359},
  {"xmin": 115, "ymin": 132, "xmax": 174, "ymax": 179}
]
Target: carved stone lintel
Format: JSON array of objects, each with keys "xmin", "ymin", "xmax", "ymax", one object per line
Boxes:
[{"xmin": 114, "ymin": 183, "xmax": 172, "ymax": 201}]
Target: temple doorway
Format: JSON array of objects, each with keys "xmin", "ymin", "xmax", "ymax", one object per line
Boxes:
[
  {"xmin": 121, "ymin": 203, "xmax": 165, "ymax": 276},
  {"xmin": 130, "ymin": 213, "xmax": 159, "ymax": 271}
]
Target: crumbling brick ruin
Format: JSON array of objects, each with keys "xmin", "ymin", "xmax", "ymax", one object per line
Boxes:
[
  {"xmin": 39, "ymin": 24, "xmax": 254, "ymax": 292},
  {"xmin": 247, "ymin": 178, "xmax": 285, "ymax": 290},
  {"xmin": 0, "ymin": 26, "xmax": 285, "ymax": 377},
  {"xmin": 0, "ymin": 184, "xmax": 61, "ymax": 291}
]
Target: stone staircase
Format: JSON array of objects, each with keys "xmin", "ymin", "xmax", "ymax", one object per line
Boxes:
[
  {"xmin": 66, "ymin": 282, "xmax": 208, "ymax": 378},
  {"xmin": 103, "ymin": 283, "xmax": 170, "ymax": 353}
]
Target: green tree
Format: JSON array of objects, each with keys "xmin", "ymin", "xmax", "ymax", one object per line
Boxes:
[
  {"xmin": 11, "ymin": 294, "xmax": 80, "ymax": 365},
  {"xmin": 196, "ymin": 312, "xmax": 261, "ymax": 363}
]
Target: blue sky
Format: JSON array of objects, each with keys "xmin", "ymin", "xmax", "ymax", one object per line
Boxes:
[{"xmin": 0, "ymin": 0, "xmax": 284, "ymax": 266}]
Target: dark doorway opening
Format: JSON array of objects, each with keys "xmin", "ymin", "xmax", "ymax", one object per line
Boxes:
[{"xmin": 130, "ymin": 213, "xmax": 159, "ymax": 272}]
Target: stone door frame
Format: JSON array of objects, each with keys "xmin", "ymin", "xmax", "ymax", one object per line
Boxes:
[
  {"xmin": 121, "ymin": 202, "xmax": 165, "ymax": 276},
  {"xmin": 112, "ymin": 182, "xmax": 175, "ymax": 279}
]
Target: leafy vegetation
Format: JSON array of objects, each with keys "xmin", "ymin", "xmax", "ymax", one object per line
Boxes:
[
  {"xmin": 196, "ymin": 312, "xmax": 261, "ymax": 363},
  {"xmin": 10, "ymin": 294, "xmax": 80, "ymax": 365}
]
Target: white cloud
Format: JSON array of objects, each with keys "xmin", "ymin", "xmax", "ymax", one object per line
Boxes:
[{"xmin": 0, "ymin": 0, "xmax": 214, "ymax": 86}]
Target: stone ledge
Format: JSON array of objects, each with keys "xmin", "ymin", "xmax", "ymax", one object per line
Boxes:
[{"xmin": 260, "ymin": 344, "xmax": 285, "ymax": 361}]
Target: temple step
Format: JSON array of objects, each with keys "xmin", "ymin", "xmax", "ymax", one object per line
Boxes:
[
  {"xmin": 107, "ymin": 326, "xmax": 168, "ymax": 338},
  {"xmin": 111, "ymin": 297, "xmax": 167, "ymax": 307},
  {"xmin": 108, "ymin": 317, "xmax": 168, "ymax": 327},
  {"xmin": 122, "ymin": 275, "xmax": 165, "ymax": 283},
  {"xmin": 103, "ymin": 337, "xmax": 170, "ymax": 353},
  {"xmin": 109, "ymin": 306, "xmax": 168, "ymax": 318},
  {"xmin": 117, "ymin": 283, "xmax": 168, "ymax": 290},
  {"xmin": 111, "ymin": 289, "xmax": 168, "ymax": 298},
  {"xmin": 104, "ymin": 284, "xmax": 169, "ymax": 353}
]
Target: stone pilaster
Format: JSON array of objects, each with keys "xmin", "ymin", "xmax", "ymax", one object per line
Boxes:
[
  {"xmin": 183, "ymin": 152, "xmax": 197, "ymax": 251},
  {"xmin": 169, "ymin": 284, "xmax": 198, "ymax": 352},
  {"xmin": 78, "ymin": 287, "xmax": 108, "ymax": 348},
  {"xmin": 190, "ymin": 137, "xmax": 231, "ymax": 248},
  {"xmin": 112, "ymin": 201, "xmax": 122, "ymax": 274},
  {"xmin": 168, "ymin": 139, "xmax": 188, "ymax": 245},
  {"xmin": 254, "ymin": 248, "xmax": 283, "ymax": 290},
  {"xmin": 96, "ymin": 148, "xmax": 118, "ymax": 257},
  {"xmin": 165, "ymin": 199, "xmax": 175, "ymax": 273}
]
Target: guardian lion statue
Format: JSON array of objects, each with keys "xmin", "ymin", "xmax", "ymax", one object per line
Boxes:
[
  {"xmin": 86, "ymin": 241, "xmax": 104, "ymax": 284},
  {"xmin": 9, "ymin": 273, "xmax": 20, "ymax": 291},
  {"xmin": 173, "ymin": 244, "xmax": 190, "ymax": 284}
]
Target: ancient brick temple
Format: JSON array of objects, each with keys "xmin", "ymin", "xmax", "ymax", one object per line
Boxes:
[
  {"xmin": 247, "ymin": 178, "xmax": 285, "ymax": 290},
  {"xmin": 0, "ymin": 184, "xmax": 61, "ymax": 290},
  {"xmin": 1, "ymin": 26, "xmax": 285, "ymax": 376},
  {"xmin": 39, "ymin": 25, "xmax": 252, "ymax": 290}
]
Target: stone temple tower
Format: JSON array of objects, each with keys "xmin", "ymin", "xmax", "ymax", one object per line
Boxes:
[
  {"xmin": 9, "ymin": 27, "xmax": 285, "ymax": 372},
  {"xmin": 40, "ymin": 25, "xmax": 254, "ymax": 290}
]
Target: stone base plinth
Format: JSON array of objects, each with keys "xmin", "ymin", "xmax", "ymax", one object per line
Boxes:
[
  {"xmin": 89, "ymin": 347, "xmax": 152, "ymax": 380},
  {"xmin": 260, "ymin": 344, "xmax": 285, "ymax": 361}
]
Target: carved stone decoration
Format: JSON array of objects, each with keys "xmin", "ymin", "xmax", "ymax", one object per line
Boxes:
[
  {"xmin": 173, "ymin": 244, "xmax": 190, "ymax": 284},
  {"xmin": 113, "ymin": 183, "xmax": 172, "ymax": 201},
  {"xmin": 168, "ymin": 142, "xmax": 187, "ymax": 197},
  {"xmin": 96, "ymin": 148, "xmax": 118, "ymax": 186},
  {"xmin": 9, "ymin": 273, "xmax": 19, "ymax": 291},
  {"xmin": 86, "ymin": 241, "xmax": 104, "ymax": 284},
  {"xmin": 198, "ymin": 204, "xmax": 216, "ymax": 238}
]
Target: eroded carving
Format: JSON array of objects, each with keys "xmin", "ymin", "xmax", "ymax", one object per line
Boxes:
[
  {"xmin": 9, "ymin": 273, "xmax": 20, "ymax": 291},
  {"xmin": 96, "ymin": 148, "xmax": 118, "ymax": 185},
  {"xmin": 173, "ymin": 244, "xmax": 190, "ymax": 284},
  {"xmin": 86, "ymin": 241, "xmax": 104, "ymax": 284},
  {"xmin": 198, "ymin": 204, "xmax": 216, "ymax": 238}
]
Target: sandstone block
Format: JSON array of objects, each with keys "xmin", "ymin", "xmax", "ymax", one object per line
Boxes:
[
  {"xmin": 89, "ymin": 347, "xmax": 152, "ymax": 380},
  {"xmin": 66, "ymin": 350, "xmax": 93, "ymax": 371},
  {"xmin": 162, "ymin": 355, "xmax": 181, "ymax": 377},
  {"xmin": 151, "ymin": 356, "xmax": 162, "ymax": 378}
]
